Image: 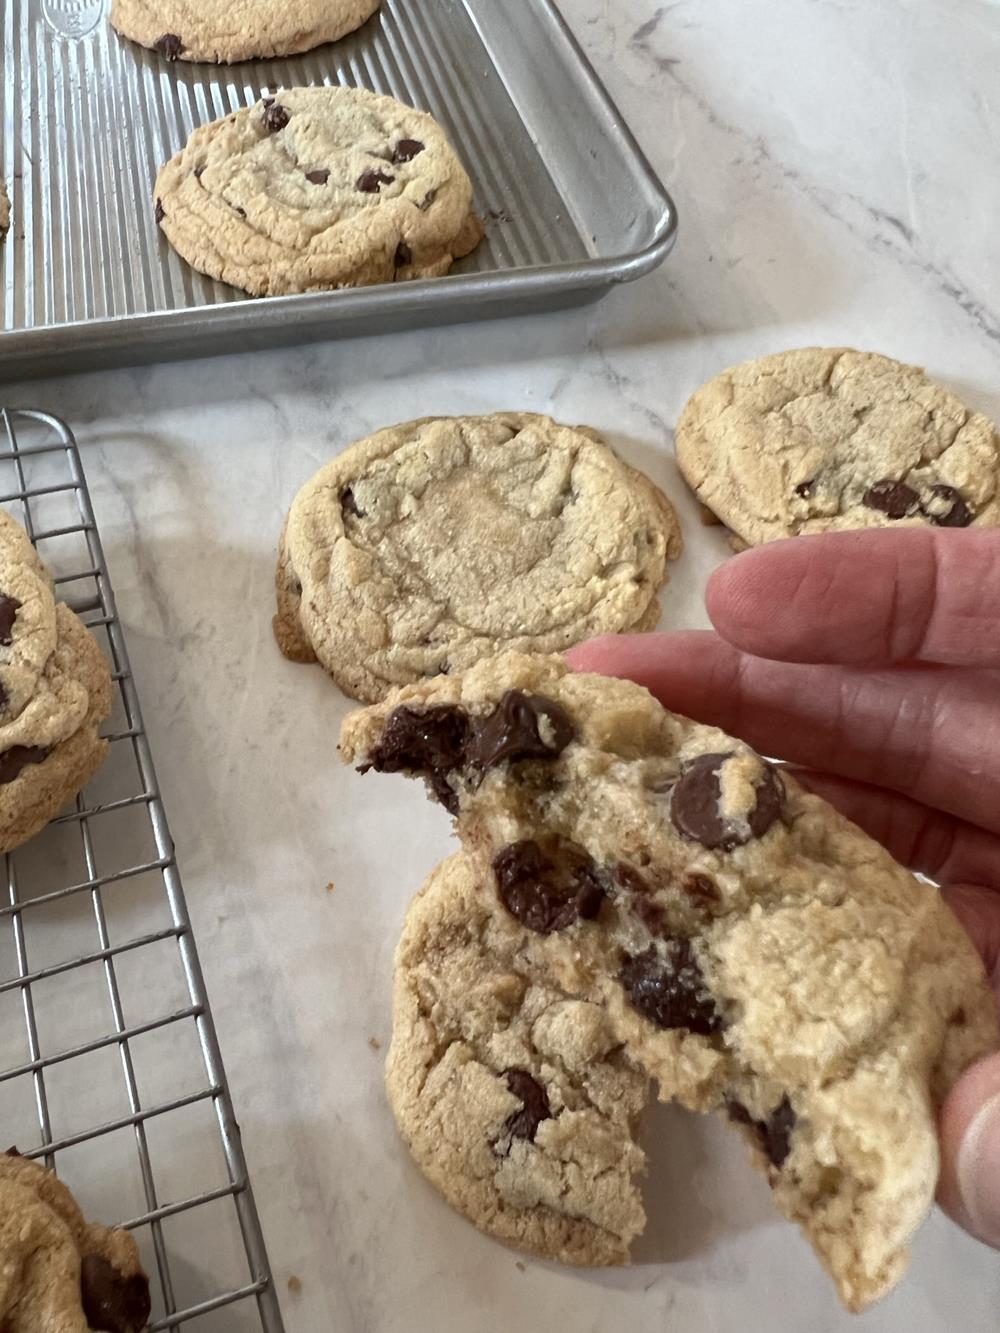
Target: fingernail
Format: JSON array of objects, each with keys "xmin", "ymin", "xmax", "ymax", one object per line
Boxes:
[{"xmin": 957, "ymin": 1090, "xmax": 1000, "ymax": 1246}]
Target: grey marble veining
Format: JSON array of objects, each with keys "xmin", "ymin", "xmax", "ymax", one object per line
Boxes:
[{"xmin": 4, "ymin": 2, "xmax": 1000, "ymax": 1329}]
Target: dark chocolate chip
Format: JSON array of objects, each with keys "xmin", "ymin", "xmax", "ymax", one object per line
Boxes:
[
  {"xmin": 683, "ymin": 872, "xmax": 721, "ymax": 905},
  {"xmin": 4, "ymin": 1145, "xmax": 20, "ymax": 1156},
  {"xmin": 394, "ymin": 241, "xmax": 412, "ymax": 268},
  {"xmin": 154, "ymin": 198, "xmax": 165, "ymax": 224},
  {"xmin": 727, "ymin": 1095, "xmax": 797, "ymax": 1169},
  {"xmin": 499, "ymin": 1068, "xmax": 551, "ymax": 1146},
  {"xmin": 357, "ymin": 169, "xmax": 395, "ymax": 194},
  {"xmin": 392, "ymin": 138, "xmax": 425, "ymax": 164},
  {"xmin": 262, "ymin": 102, "xmax": 290, "ymax": 133},
  {"xmin": 80, "ymin": 1255, "xmax": 151, "ymax": 1333},
  {"xmin": 467, "ymin": 691, "xmax": 575, "ymax": 770},
  {"xmin": 927, "ymin": 483, "xmax": 972, "ymax": 528},
  {"xmin": 670, "ymin": 751, "xmax": 783, "ymax": 851},
  {"xmin": 619, "ymin": 940, "xmax": 723, "ymax": 1035},
  {"xmin": 341, "ymin": 486, "xmax": 364, "ymax": 519},
  {"xmin": 794, "ymin": 480, "xmax": 814, "ymax": 497},
  {"xmin": 234, "ymin": 205, "xmax": 247, "ymax": 218},
  {"xmin": 0, "ymin": 594, "xmax": 21, "ymax": 646},
  {"xmin": 862, "ymin": 479, "xmax": 919, "ymax": 519},
  {"xmin": 363, "ymin": 705, "xmax": 470, "ymax": 813},
  {"xmin": 492, "ymin": 839, "xmax": 604, "ymax": 935},
  {"xmin": 0, "ymin": 747, "xmax": 48, "ymax": 786},
  {"xmin": 305, "ymin": 168, "xmax": 330, "ymax": 185},
  {"xmin": 155, "ymin": 32, "xmax": 183, "ymax": 60}
]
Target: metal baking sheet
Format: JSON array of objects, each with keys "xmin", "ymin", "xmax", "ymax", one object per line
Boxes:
[{"xmin": 0, "ymin": 0, "xmax": 677, "ymax": 377}]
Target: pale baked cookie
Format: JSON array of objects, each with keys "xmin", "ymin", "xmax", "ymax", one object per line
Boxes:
[
  {"xmin": 0, "ymin": 1149, "xmax": 150, "ymax": 1332},
  {"xmin": 0, "ymin": 603, "xmax": 113, "ymax": 852},
  {"xmin": 342, "ymin": 654, "xmax": 1000, "ymax": 1311},
  {"xmin": 0, "ymin": 179, "xmax": 9, "ymax": 241},
  {"xmin": 155, "ymin": 87, "xmax": 483, "ymax": 297},
  {"xmin": 675, "ymin": 348, "xmax": 1000, "ymax": 544},
  {"xmin": 110, "ymin": 0, "xmax": 379, "ymax": 63},
  {"xmin": 276, "ymin": 413, "xmax": 682, "ymax": 702},
  {"xmin": 389, "ymin": 852, "xmax": 649, "ymax": 1266}
]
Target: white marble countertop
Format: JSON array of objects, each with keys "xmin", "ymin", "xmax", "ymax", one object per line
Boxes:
[{"xmin": 7, "ymin": 1, "xmax": 1000, "ymax": 1329}]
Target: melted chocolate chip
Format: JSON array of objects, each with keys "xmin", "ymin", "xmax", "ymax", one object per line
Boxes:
[
  {"xmin": 467, "ymin": 691, "xmax": 575, "ymax": 769},
  {"xmin": 305, "ymin": 168, "xmax": 330, "ymax": 185},
  {"xmin": 394, "ymin": 241, "xmax": 412, "ymax": 268},
  {"xmin": 0, "ymin": 594, "xmax": 21, "ymax": 646},
  {"xmin": 234, "ymin": 205, "xmax": 247, "ymax": 218},
  {"xmin": 619, "ymin": 941, "xmax": 723, "ymax": 1035},
  {"xmin": 80, "ymin": 1255, "xmax": 151, "ymax": 1333},
  {"xmin": 363, "ymin": 705, "xmax": 470, "ymax": 813},
  {"xmin": 492, "ymin": 839, "xmax": 604, "ymax": 935},
  {"xmin": 262, "ymin": 102, "xmax": 290, "ymax": 133},
  {"xmin": 392, "ymin": 138, "xmax": 425, "ymax": 164},
  {"xmin": 670, "ymin": 752, "xmax": 783, "ymax": 851},
  {"xmin": 683, "ymin": 872, "xmax": 721, "ymax": 906},
  {"xmin": 794, "ymin": 480, "xmax": 814, "ymax": 498},
  {"xmin": 341, "ymin": 486, "xmax": 364, "ymax": 519},
  {"xmin": 613, "ymin": 863, "xmax": 666, "ymax": 933},
  {"xmin": 154, "ymin": 198, "xmax": 165, "ymax": 224},
  {"xmin": 357, "ymin": 168, "xmax": 395, "ymax": 194},
  {"xmin": 862, "ymin": 479, "xmax": 919, "ymax": 519},
  {"xmin": 0, "ymin": 747, "xmax": 48, "ymax": 786},
  {"xmin": 4, "ymin": 1145, "xmax": 20, "ymax": 1156},
  {"xmin": 928, "ymin": 483, "xmax": 972, "ymax": 528},
  {"xmin": 155, "ymin": 32, "xmax": 183, "ymax": 60},
  {"xmin": 727, "ymin": 1095, "xmax": 797, "ymax": 1169},
  {"xmin": 500, "ymin": 1068, "xmax": 551, "ymax": 1145}
]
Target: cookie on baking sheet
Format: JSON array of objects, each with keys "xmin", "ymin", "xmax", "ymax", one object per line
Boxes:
[
  {"xmin": 342, "ymin": 653, "xmax": 1000, "ymax": 1310},
  {"xmin": 388, "ymin": 851, "xmax": 649, "ymax": 1266},
  {"xmin": 0, "ymin": 512, "xmax": 113, "ymax": 853},
  {"xmin": 275, "ymin": 412, "xmax": 682, "ymax": 702},
  {"xmin": 0, "ymin": 1149, "xmax": 150, "ymax": 1332},
  {"xmin": 0, "ymin": 179, "xmax": 9, "ymax": 242},
  {"xmin": 110, "ymin": 0, "xmax": 380, "ymax": 63},
  {"xmin": 154, "ymin": 87, "xmax": 483, "ymax": 297},
  {"xmin": 675, "ymin": 347, "xmax": 1000, "ymax": 544}
]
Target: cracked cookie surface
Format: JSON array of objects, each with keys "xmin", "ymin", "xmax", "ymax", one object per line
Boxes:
[
  {"xmin": 276, "ymin": 412, "xmax": 681, "ymax": 702},
  {"xmin": 155, "ymin": 87, "xmax": 482, "ymax": 297},
  {"xmin": 110, "ymin": 0, "xmax": 379, "ymax": 63},
  {"xmin": 676, "ymin": 347, "xmax": 1000, "ymax": 544},
  {"xmin": 388, "ymin": 852, "xmax": 649, "ymax": 1265},
  {"xmin": 0, "ymin": 1150, "xmax": 150, "ymax": 1332},
  {"xmin": 342, "ymin": 653, "xmax": 1000, "ymax": 1310}
]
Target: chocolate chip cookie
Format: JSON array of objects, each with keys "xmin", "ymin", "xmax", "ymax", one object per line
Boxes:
[
  {"xmin": 275, "ymin": 413, "xmax": 682, "ymax": 702},
  {"xmin": 676, "ymin": 348, "xmax": 1000, "ymax": 544},
  {"xmin": 0, "ymin": 180, "xmax": 9, "ymax": 242},
  {"xmin": 388, "ymin": 851, "xmax": 649, "ymax": 1266},
  {"xmin": 0, "ymin": 1149, "xmax": 150, "ymax": 1331},
  {"xmin": 110, "ymin": 0, "xmax": 379, "ymax": 63},
  {"xmin": 0, "ymin": 512, "xmax": 112, "ymax": 852},
  {"xmin": 341, "ymin": 653, "xmax": 1000, "ymax": 1310},
  {"xmin": 155, "ymin": 87, "xmax": 483, "ymax": 297}
]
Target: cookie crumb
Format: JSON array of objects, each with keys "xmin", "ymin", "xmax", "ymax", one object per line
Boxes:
[
  {"xmin": 515, "ymin": 1260, "xmax": 526, "ymax": 1272},
  {"xmin": 287, "ymin": 1275, "xmax": 302, "ymax": 1294},
  {"xmin": 325, "ymin": 881, "xmax": 336, "ymax": 893},
  {"xmin": 368, "ymin": 1036, "xmax": 382, "ymax": 1051}
]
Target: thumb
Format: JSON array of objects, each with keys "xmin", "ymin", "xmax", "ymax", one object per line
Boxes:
[{"xmin": 938, "ymin": 1051, "xmax": 1000, "ymax": 1247}]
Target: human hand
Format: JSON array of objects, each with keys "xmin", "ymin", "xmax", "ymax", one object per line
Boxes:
[{"xmin": 567, "ymin": 527, "xmax": 1000, "ymax": 1248}]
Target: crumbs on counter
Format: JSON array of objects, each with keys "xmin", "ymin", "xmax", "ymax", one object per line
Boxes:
[
  {"xmin": 287, "ymin": 1275, "xmax": 302, "ymax": 1294},
  {"xmin": 325, "ymin": 881, "xmax": 335, "ymax": 893},
  {"xmin": 368, "ymin": 1036, "xmax": 382, "ymax": 1051}
]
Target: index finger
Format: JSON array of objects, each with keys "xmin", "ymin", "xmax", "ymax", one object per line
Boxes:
[{"xmin": 707, "ymin": 529, "xmax": 1000, "ymax": 667}]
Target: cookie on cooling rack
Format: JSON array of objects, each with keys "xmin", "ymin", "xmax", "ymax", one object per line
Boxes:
[
  {"xmin": 342, "ymin": 652, "xmax": 1000, "ymax": 1310},
  {"xmin": 154, "ymin": 86, "xmax": 483, "ymax": 297},
  {"xmin": 111, "ymin": 0, "xmax": 380, "ymax": 63},
  {"xmin": 675, "ymin": 347, "xmax": 1000, "ymax": 545},
  {"xmin": 0, "ymin": 1149, "xmax": 151, "ymax": 1332},
  {"xmin": 275, "ymin": 412, "xmax": 682, "ymax": 702},
  {"xmin": 0, "ymin": 511, "xmax": 113, "ymax": 852},
  {"xmin": 388, "ymin": 852, "xmax": 649, "ymax": 1266}
]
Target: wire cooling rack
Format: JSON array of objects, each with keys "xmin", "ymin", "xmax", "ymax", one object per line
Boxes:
[{"xmin": 0, "ymin": 409, "xmax": 284, "ymax": 1331}]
